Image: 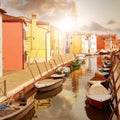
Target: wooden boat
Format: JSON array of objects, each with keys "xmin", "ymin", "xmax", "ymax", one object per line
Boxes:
[
  {"xmin": 56, "ymin": 66, "xmax": 70, "ymax": 74},
  {"xmin": 88, "ymin": 75, "xmax": 107, "ymax": 85},
  {"xmin": 85, "ymin": 100, "xmax": 112, "ymax": 120},
  {"xmin": 86, "ymin": 83, "xmax": 112, "ymax": 109},
  {"xmin": 98, "ymin": 67, "xmax": 111, "ymax": 72},
  {"xmin": 34, "ymin": 85, "xmax": 63, "ymax": 100},
  {"xmin": 72, "ymin": 60, "xmax": 81, "ymax": 67},
  {"xmin": 34, "ymin": 79, "xmax": 63, "ymax": 92},
  {"xmin": 56, "ymin": 66, "xmax": 70, "ymax": 77},
  {"xmin": 51, "ymin": 73, "xmax": 65, "ymax": 78},
  {"xmin": 0, "ymin": 99, "xmax": 35, "ymax": 120}
]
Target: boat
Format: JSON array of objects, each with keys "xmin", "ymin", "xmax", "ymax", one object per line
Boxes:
[
  {"xmin": 86, "ymin": 83, "xmax": 112, "ymax": 109},
  {"xmin": 72, "ymin": 60, "xmax": 81, "ymax": 67},
  {"xmin": 0, "ymin": 99, "xmax": 35, "ymax": 120},
  {"xmin": 34, "ymin": 79, "xmax": 63, "ymax": 92},
  {"xmin": 88, "ymin": 74, "xmax": 107, "ymax": 85},
  {"xmin": 85, "ymin": 100, "xmax": 112, "ymax": 120},
  {"xmin": 51, "ymin": 73, "xmax": 65, "ymax": 78},
  {"xmin": 99, "ymin": 49, "xmax": 110, "ymax": 55},
  {"xmin": 56, "ymin": 66, "xmax": 70, "ymax": 77},
  {"xmin": 98, "ymin": 67, "xmax": 111, "ymax": 72},
  {"xmin": 34, "ymin": 85, "xmax": 63, "ymax": 100}
]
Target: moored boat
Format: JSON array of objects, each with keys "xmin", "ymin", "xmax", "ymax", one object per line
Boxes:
[
  {"xmin": 0, "ymin": 99, "xmax": 35, "ymax": 120},
  {"xmin": 51, "ymin": 73, "xmax": 65, "ymax": 78},
  {"xmin": 86, "ymin": 83, "xmax": 112, "ymax": 109},
  {"xmin": 56, "ymin": 66, "xmax": 71, "ymax": 77},
  {"xmin": 34, "ymin": 79, "xmax": 63, "ymax": 92},
  {"xmin": 34, "ymin": 85, "xmax": 63, "ymax": 100},
  {"xmin": 72, "ymin": 60, "xmax": 81, "ymax": 67},
  {"xmin": 88, "ymin": 74, "xmax": 107, "ymax": 85}
]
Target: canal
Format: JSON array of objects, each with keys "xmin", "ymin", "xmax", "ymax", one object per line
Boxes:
[{"xmin": 30, "ymin": 55, "xmax": 113, "ymax": 120}]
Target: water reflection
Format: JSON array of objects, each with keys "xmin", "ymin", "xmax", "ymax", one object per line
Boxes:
[
  {"xmin": 31, "ymin": 56, "xmax": 112, "ymax": 120},
  {"xmin": 34, "ymin": 85, "xmax": 63, "ymax": 117}
]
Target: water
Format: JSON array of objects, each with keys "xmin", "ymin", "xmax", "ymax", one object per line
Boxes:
[{"xmin": 29, "ymin": 56, "xmax": 114, "ymax": 120}]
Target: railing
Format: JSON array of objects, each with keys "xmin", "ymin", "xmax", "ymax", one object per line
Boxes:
[{"xmin": 0, "ymin": 80, "xmax": 7, "ymax": 96}]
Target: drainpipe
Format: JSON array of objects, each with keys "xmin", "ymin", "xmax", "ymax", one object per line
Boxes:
[{"xmin": 45, "ymin": 31, "xmax": 50, "ymax": 62}]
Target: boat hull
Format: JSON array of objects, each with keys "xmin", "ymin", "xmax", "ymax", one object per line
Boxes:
[
  {"xmin": 35, "ymin": 79, "xmax": 63, "ymax": 92},
  {"xmin": 86, "ymin": 83, "xmax": 111, "ymax": 109},
  {"xmin": 51, "ymin": 74, "xmax": 65, "ymax": 79},
  {"xmin": 35, "ymin": 85, "xmax": 63, "ymax": 100},
  {"xmin": 0, "ymin": 99, "xmax": 35, "ymax": 120},
  {"xmin": 87, "ymin": 97, "xmax": 111, "ymax": 109}
]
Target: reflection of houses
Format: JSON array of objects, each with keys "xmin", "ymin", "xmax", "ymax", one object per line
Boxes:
[{"xmin": 3, "ymin": 14, "xmax": 26, "ymax": 70}]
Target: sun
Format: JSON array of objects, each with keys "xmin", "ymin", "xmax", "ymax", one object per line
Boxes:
[{"xmin": 53, "ymin": 15, "xmax": 74, "ymax": 32}]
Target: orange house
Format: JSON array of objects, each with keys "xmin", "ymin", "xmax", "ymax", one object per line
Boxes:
[
  {"xmin": 2, "ymin": 14, "xmax": 25, "ymax": 70},
  {"xmin": 96, "ymin": 35, "xmax": 105, "ymax": 51},
  {"xmin": 96, "ymin": 34, "xmax": 117, "ymax": 51}
]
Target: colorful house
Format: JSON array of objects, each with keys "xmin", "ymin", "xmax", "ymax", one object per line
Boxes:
[
  {"xmin": 89, "ymin": 34, "xmax": 97, "ymax": 53},
  {"xmin": 96, "ymin": 34, "xmax": 117, "ymax": 51},
  {"xmin": 50, "ymin": 26, "xmax": 66, "ymax": 56},
  {"xmin": 22, "ymin": 14, "xmax": 51, "ymax": 62},
  {"xmin": 0, "ymin": 8, "xmax": 6, "ymax": 76},
  {"xmin": 2, "ymin": 14, "xmax": 26, "ymax": 70},
  {"xmin": 23, "ymin": 14, "xmax": 67, "ymax": 62},
  {"xmin": 70, "ymin": 33, "xmax": 82, "ymax": 54},
  {"xmin": 81, "ymin": 34, "xmax": 89, "ymax": 53},
  {"xmin": 96, "ymin": 35, "xmax": 105, "ymax": 51}
]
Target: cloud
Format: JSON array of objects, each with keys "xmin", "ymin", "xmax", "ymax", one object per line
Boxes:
[
  {"xmin": 4, "ymin": 0, "xmax": 76, "ymax": 22},
  {"xmin": 107, "ymin": 20, "xmax": 116, "ymax": 24},
  {"xmin": 79, "ymin": 21, "xmax": 110, "ymax": 33}
]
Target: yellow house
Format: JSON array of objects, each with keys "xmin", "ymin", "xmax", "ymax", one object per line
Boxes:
[
  {"xmin": 70, "ymin": 33, "xmax": 82, "ymax": 54},
  {"xmin": 50, "ymin": 26, "xmax": 67, "ymax": 56},
  {"xmin": 22, "ymin": 14, "xmax": 67, "ymax": 62},
  {"xmin": 23, "ymin": 14, "xmax": 51, "ymax": 62}
]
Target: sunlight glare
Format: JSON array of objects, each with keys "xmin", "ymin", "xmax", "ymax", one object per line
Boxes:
[{"xmin": 53, "ymin": 16, "xmax": 74, "ymax": 32}]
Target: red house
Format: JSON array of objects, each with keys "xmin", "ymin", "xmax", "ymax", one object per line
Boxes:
[
  {"xmin": 2, "ymin": 14, "xmax": 26, "ymax": 70},
  {"xmin": 96, "ymin": 35, "xmax": 105, "ymax": 51}
]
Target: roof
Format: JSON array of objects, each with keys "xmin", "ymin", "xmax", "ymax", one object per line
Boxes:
[
  {"xmin": 2, "ymin": 14, "xmax": 25, "ymax": 23},
  {"xmin": 0, "ymin": 8, "xmax": 6, "ymax": 14},
  {"xmin": 37, "ymin": 21, "xmax": 49, "ymax": 25}
]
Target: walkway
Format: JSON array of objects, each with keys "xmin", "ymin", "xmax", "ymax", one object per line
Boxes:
[{"xmin": 0, "ymin": 54, "xmax": 74, "ymax": 102}]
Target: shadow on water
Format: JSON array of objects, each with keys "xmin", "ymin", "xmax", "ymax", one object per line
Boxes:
[{"xmin": 25, "ymin": 56, "xmax": 116, "ymax": 120}]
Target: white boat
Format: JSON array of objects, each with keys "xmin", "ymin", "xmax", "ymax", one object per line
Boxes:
[
  {"xmin": 34, "ymin": 79, "xmax": 63, "ymax": 92},
  {"xmin": 51, "ymin": 73, "xmax": 65, "ymax": 78},
  {"xmin": 86, "ymin": 83, "xmax": 112, "ymax": 109},
  {"xmin": 56, "ymin": 66, "xmax": 70, "ymax": 74}
]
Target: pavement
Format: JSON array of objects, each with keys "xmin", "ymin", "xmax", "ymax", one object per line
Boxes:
[
  {"xmin": 0, "ymin": 63, "xmax": 46, "ymax": 102},
  {"xmin": 0, "ymin": 54, "xmax": 74, "ymax": 103}
]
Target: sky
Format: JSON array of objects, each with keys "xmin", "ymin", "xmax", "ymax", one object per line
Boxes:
[{"xmin": 1, "ymin": 0, "xmax": 120, "ymax": 38}]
